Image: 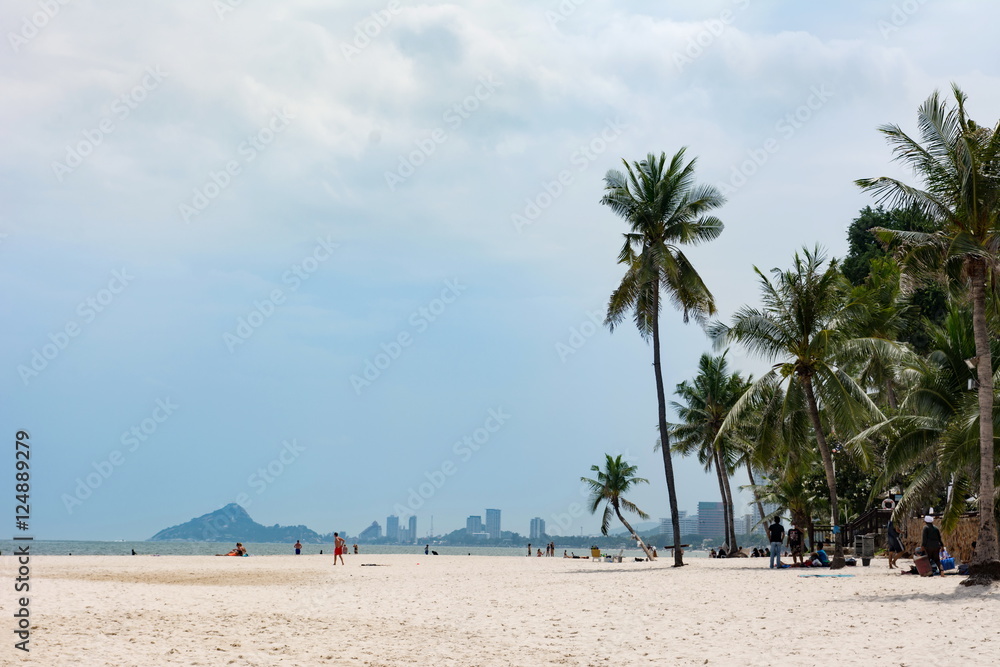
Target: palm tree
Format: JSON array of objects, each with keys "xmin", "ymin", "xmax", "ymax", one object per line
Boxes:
[
  {"xmin": 670, "ymin": 351, "xmax": 749, "ymax": 555},
  {"xmin": 603, "ymin": 149, "xmax": 725, "ymax": 566},
  {"xmin": 710, "ymin": 246, "xmax": 888, "ymax": 569},
  {"xmin": 581, "ymin": 454, "xmax": 655, "ymax": 560},
  {"xmin": 856, "ymin": 84, "xmax": 1000, "ymax": 585},
  {"xmin": 853, "ymin": 305, "xmax": 994, "ymax": 528}
]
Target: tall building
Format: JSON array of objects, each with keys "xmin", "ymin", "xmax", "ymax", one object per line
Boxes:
[
  {"xmin": 660, "ymin": 511, "xmax": 699, "ymax": 537},
  {"xmin": 698, "ymin": 502, "xmax": 725, "ymax": 538},
  {"xmin": 466, "ymin": 515, "xmax": 483, "ymax": 534},
  {"xmin": 529, "ymin": 517, "xmax": 546, "ymax": 539},
  {"xmin": 408, "ymin": 515, "xmax": 417, "ymax": 543},
  {"xmin": 485, "ymin": 509, "xmax": 501, "ymax": 540},
  {"xmin": 386, "ymin": 515, "xmax": 399, "ymax": 542}
]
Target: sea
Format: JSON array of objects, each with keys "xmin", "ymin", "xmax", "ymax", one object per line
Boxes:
[{"xmin": 0, "ymin": 540, "xmax": 707, "ymax": 558}]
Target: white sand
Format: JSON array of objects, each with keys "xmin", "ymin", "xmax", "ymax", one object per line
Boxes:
[{"xmin": 9, "ymin": 554, "xmax": 999, "ymax": 665}]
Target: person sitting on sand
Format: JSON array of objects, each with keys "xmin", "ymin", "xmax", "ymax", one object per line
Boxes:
[
  {"xmin": 709, "ymin": 548, "xmax": 717, "ymax": 558},
  {"xmin": 537, "ymin": 549, "xmax": 543, "ymax": 557},
  {"xmin": 564, "ymin": 550, "xmax": 569, "ymax": 558},
  {"xmin": 808, "ymin": 543, "xmax": 829, "ymax": 567}
]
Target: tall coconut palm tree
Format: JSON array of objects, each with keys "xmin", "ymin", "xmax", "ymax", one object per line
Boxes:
[
  {"xmin": 709, "ymin": 246, "xmax": 889, "ymax": 569},
  {"xmin": 581, "ymin": 454, "xmax": 655, "ymax": 560},
  {"xmin": 856, "ymin": 84, "xmax": 1000, "ymax": 585},
  {"xmin": 603, "ymin": 149, "xmax": 725, "ymax": 566},
  {"xmin": 670, "ymin": 351, "xmax": 749, "ymax": 555}
]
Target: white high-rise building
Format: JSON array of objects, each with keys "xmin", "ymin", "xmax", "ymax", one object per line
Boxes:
[
  {"xmin": 530, "ymin": 517, "xmax": 546, "ymax": 539},
  {"xmin": 485, "ymin": 509, "xmax": 501, "ymax": 540}
]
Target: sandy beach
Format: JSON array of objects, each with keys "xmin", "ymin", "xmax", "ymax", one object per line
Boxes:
[{"xmin": 4, "ymin": 554, "xmax": 997, "ymax": 666}]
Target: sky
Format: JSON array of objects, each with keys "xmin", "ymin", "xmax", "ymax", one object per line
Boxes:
[{"xmin": 4, "ymin": 0, "xmax": 1000, "ymax": 541}]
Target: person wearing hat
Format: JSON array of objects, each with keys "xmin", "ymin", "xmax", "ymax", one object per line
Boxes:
[{"xmin": 921, "ymin": 515, "xmax": 944, "ymax": 576}]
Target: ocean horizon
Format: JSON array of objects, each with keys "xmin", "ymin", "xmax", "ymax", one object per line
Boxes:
[{"xmin": 0, "ymin": 540, "xmax": 708, "ymax": 558}]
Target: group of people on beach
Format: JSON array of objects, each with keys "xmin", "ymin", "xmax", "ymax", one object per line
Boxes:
[{"xmin": 528, "ymin": 542, "xmax": 559, "ymax": 557}]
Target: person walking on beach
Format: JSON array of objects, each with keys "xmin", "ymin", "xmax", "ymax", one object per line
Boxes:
[
  {"xmin": 886, "ymin": 519, "xmax": 904, "ymax": 569},
  {"xmin": 921, "ymin": 516, "xmax": 944, "ymax": 576},
  {"xmin": 333, "ymin": 532, "xmax": 346, "ymax": 565},
  {"xmin": 787, "ymin": 524, "xmax": 804, "ymax": 565},
  {"xmin": 294, "ymin": 540, "xmax": 302, "ymax": 555},
  {"xmin": 768, "ymin": 517, "xmax": 785, "ymax": 569},
  {"xmin": 425, "ymin": 544, "xmax": 429, "ymax": 555}
]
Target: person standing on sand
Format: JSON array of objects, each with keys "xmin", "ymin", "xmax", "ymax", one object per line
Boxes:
[
  {"xmin": 333, "ymin": 532, "xmax": 346, "ymax": 565},
  {"xmin": 921, "ymin": 516, "xmax": 944, "ymax": 576},
  {"xmin": 294, "ymin": 540, "xmax": 302, "ymax": 555},
  {"xmin": 886, "ymin": 519, "xmax": 904, "ymax": 569},
  {"xmin": 768, "ymin": 517, "xmax": 785, "ymax": 569},
  {"xmin": 787, "ymin": 524, "xmax": 803, "ymax": 565},
  {"xmin": 527, "ymin": 543, "xmax": 531, "ymax": 557}
]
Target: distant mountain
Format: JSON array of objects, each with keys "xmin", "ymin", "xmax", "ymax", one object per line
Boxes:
[{"xmin": 149, "ymin": 503, "xmax": 324, "ymax": 543}]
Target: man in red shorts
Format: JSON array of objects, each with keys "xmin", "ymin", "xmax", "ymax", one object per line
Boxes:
[{"xmin": 333, "ymin": 532, "xmax": 346, "ymax": 565}]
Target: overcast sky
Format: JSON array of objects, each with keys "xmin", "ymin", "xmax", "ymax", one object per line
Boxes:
[{"xmin": 4, "ymin": 1, "xmax": 1000, "ymax": 541}]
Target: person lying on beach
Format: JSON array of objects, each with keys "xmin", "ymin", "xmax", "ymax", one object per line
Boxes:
[{"xmin": 217, "ymin": 543, "xmax": 245, "ymax": 556}]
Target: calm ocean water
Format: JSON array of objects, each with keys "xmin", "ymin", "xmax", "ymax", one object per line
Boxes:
[{"xmin": 0, "ymin": 540, "xmax": 706, "ymax": 558}]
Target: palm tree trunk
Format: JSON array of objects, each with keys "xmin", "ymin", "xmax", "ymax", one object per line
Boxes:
[
  {"xmin": 652, "ymin": 289, "xmax": 684, "ymax": 566},
  {"xmin": 964, "ymin": 259, "xmax": 1000, "ymax": 585},
  {"xmin": 721, "ymin": 465, "xmax": 738, "ymax": 554},
  {"xmin": 746, "ymin": 465, "xmax": 767, "ymax": 539},
  {"xmin": 712, "ymin": 450, "xmax": 732, "ymax": 553},
  {"xmin": 800, "ymin": 374, "xmax": 845, "ymax": 569},
  {"xmin": 885, "ymin": 378, "xmax": 898, "ymax": 411},
  {"xmin": 613, "ymin": 501, "xmax": 655, "ymax": 560}
]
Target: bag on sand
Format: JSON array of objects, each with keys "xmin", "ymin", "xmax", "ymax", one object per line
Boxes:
[{"xmin": 941, "ymin": 557, "xmax": 955, "ymax": 571}]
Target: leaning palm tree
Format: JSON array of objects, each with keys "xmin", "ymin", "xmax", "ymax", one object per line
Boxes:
[
  {"xmin": 603, "ymin": 149, "xmax": 725, "ymax": 566},
  {"xmin": 856, "ymin": 84, "xmax": 1000, "ymax": 585},
  {"xmin": 670, "ymin": 351, "xmax": 749, "ymax": 555},
  {"xmin": 710, "ymin": 246, "xmax": 890, "ymax": 569},
  {"xmin": 581, "ymin": 454, "xmax": 655, "ymax": 560}
]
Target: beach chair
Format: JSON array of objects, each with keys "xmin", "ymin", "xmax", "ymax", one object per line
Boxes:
[{"xmin": 591, "ymin": 547, "xmax": 601, "ymax": 561}]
